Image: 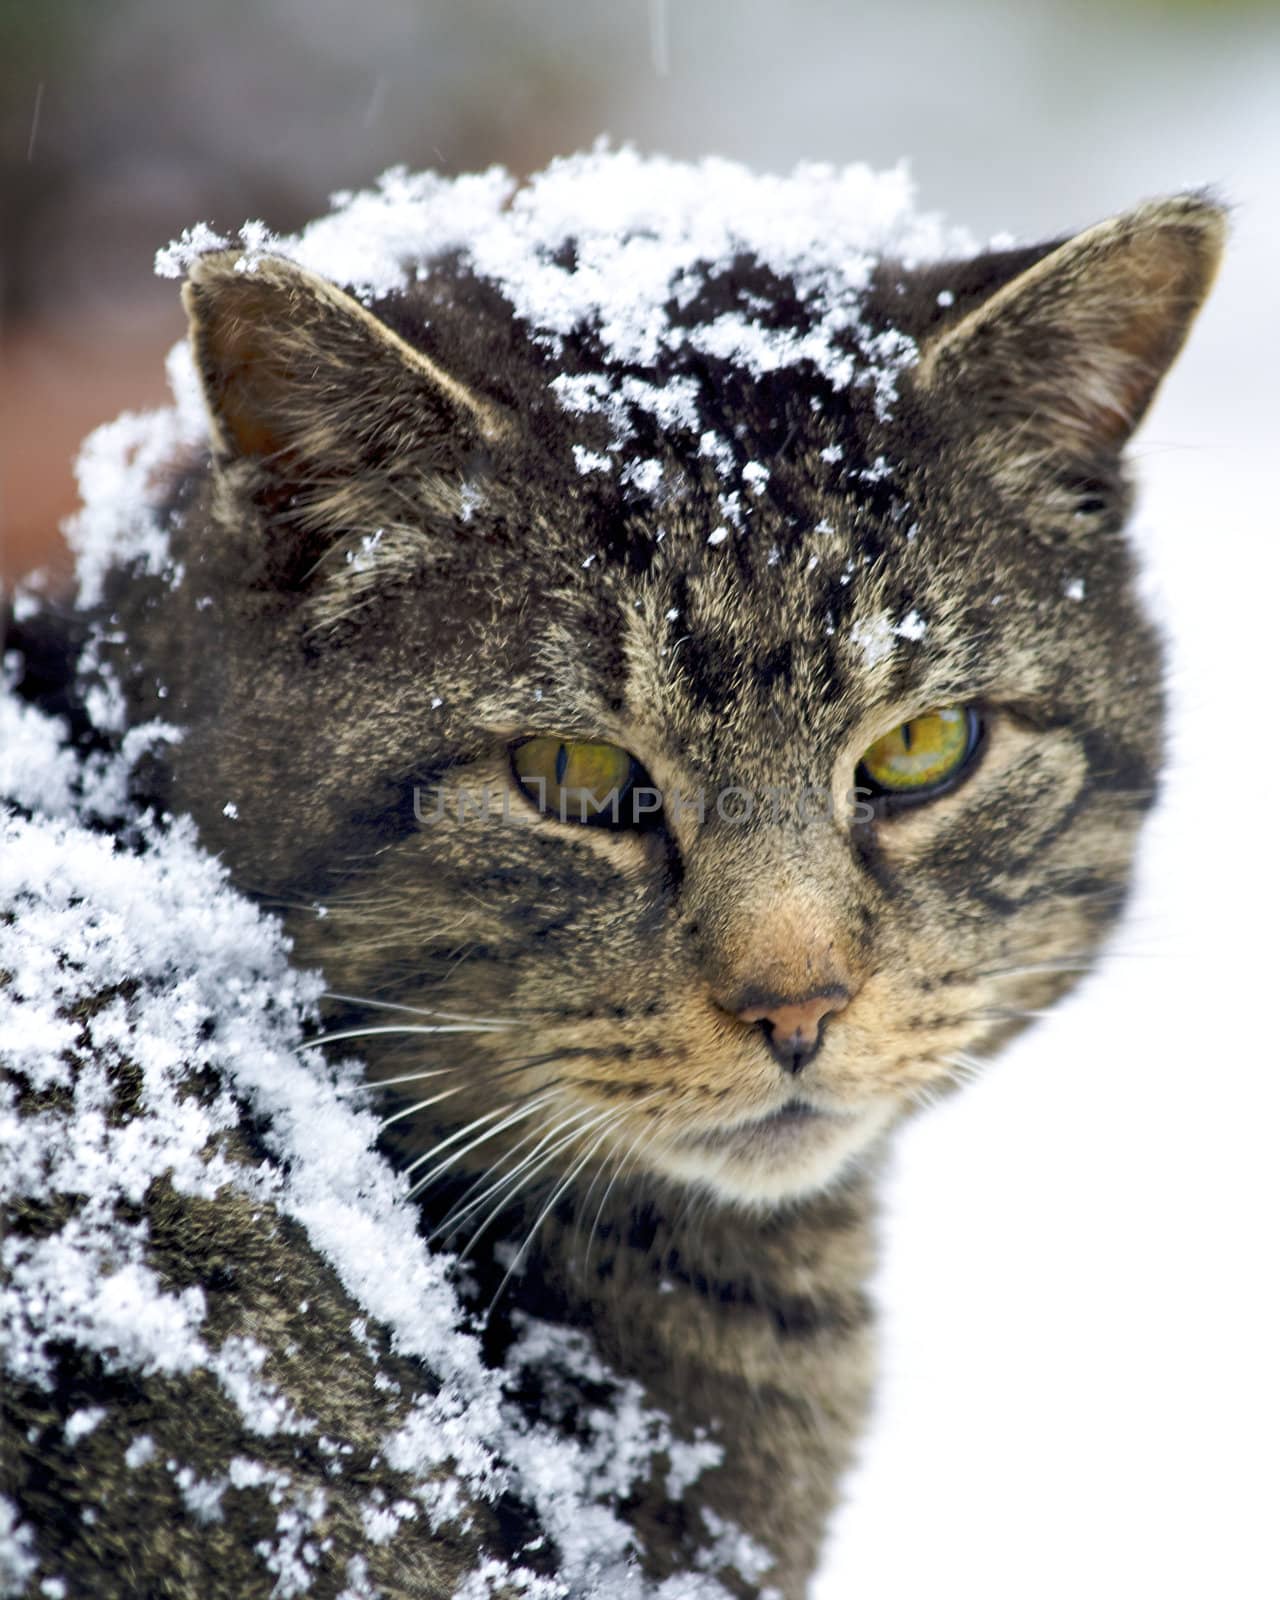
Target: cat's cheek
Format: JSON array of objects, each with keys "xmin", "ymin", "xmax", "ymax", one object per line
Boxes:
[{"xmin": 859, "ymin": 718, "xmax": 1076, "ymax": 866}]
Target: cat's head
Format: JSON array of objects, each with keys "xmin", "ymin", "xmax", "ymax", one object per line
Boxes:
[{"xmin": 115, "ymin": 178, "xmax": 1222, "ymax": 1210}]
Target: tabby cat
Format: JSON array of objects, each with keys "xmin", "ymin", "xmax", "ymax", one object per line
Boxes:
[{"xmin": 57, "ymin": 168, "xmax": 1226, "ymax": 1596}]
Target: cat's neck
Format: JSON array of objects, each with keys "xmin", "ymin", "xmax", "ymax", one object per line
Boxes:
[{"xmin": 457, "ymin": 1166, "xmax": 883, "ymax": 1599}]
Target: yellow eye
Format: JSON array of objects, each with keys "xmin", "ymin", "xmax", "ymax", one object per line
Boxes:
[
  {"xmin": 511, "ymin": 737, "xmax": 639, "ymax": 824},
  {"xmin": 858, "ymin": 707, "xmax": 980, "ymax": 796}
]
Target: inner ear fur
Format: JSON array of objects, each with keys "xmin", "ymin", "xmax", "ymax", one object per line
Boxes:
[
  {"xmin": 182, "ymin": 251, "xmax": 506, "ymax": 479},
  {"xmin": 915, "ymin": 193, "xmax": 1225, "ymax": 465}
]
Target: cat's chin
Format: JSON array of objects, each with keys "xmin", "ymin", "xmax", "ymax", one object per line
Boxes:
[{"xmin": 652, "ymin": 1096, "xmax": 898, "ymax": 1208}]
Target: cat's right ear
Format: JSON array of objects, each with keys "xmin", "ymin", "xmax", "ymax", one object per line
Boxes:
[
  {"xmin": 183, "ymin": 250, "xmax": 505, "ymax": 489},
  {"xmin": 914, "ymin": 194, "xmax": 1225, "ymax": 473}
]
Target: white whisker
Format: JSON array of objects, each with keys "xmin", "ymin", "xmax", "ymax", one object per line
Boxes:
[
  {"xmin": 299, "ymin": 1022, "xmax": 507, "ymax": 1052},
  {"xmin": 429, "ymin": 1108, "xmax": 569, "ymax": 1239},
  {"xmin": 405, "ymin": 1095, "xmax": 558, "ymax": 1201},
  {"xmin": 364, "ymin": 1067, "xmax": 455, "ymax": 1089},
  {"xmin": 937, "ymin": 1054, "xmax": 984, "ymax": 1087},
  {"xmin": 452, "ymin": 1105, "xmax": 613, "ymax": 1260},
  {"xmin": 980, "ymin": 961, "xmax": 1097, "ymax": 981},
  {"xmin": 485, "ymin": 1110, "xmax": 625, "ymax": 1317},
  {"xmin": 581, "ymin": 1105, "xmax": 660, "ymax": 1275},
  {"xmin": 568, "ymin": 1105, "xmax": 653, "ymax": 1261},
  {"xmin": 322, "ymin": 989, "xmax": 519, "ymax": 1026},
  {"xmin": 378, "ymin": 1084, "xmax": 469, "ymax": 1132},
  {"xmin": 400, "ymin": 1099, "xmax": 537, "ymax": 1178}
]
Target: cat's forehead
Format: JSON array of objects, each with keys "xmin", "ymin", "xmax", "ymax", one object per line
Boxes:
[
  {"xmin": 630, "ymin": 528, "xmax": 945, "ymax": 748},
  {"xmin": 504, "ymin": 438, "xmax": 975, "ymax": 772},
  {"xmin": 400, "ymin": 244, "xmax": 962, "ymax": 751},
  {"xmin": 328, "ymin": 162, "xmax": 973, "ymax": 713},
  {"xmin": 406, "ymin": 313, "xmax": 1009, "ymax": 766}
]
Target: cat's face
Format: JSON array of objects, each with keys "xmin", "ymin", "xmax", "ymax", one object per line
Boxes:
[{"xmin": 119, "ymin": 183, "xmax": 1221, "ymax": 1211}]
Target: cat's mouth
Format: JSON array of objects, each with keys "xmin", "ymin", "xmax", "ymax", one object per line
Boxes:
[
  {"xmin": 658, "ymin": 1093, "xmax": 897, "ymax": 1203},
  {"xmin": 683, "ymin": 1099, "xmax": 833, "ymax": 1153}
]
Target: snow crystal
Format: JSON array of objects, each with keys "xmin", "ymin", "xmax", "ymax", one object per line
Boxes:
[
  {"xmin": 572, "ymin": 446, "xmax": 613, "ymax": 475},
  {"xmin": 154, "ymin": 221, "xmax": 232, "ymax": 280},
  {"xmin": 124, "ymin": 1435, "xmax": 156, "ymax": 1470},
  {"xmin": 0, "ymin": 694, "xmax": 79, "ymax": 820},
  {"xmin": 895, "ymin": 609, "xmax": 928, "ymax": 642},
  {"xmin": 622, "ymin": 458, "xmax": 664, "ymax": 495},
  {"xmin": 458, "ymin": 481, "xmax": 485, "ymax": 524},
  {"xmin": 359, "ymin": 1499, "xmax": 418, "ymax": 1545},
  {"xmin": 8, "ymin": 590, "xmax": 41, "ymax": 625},
  {"xmin": 210, "ymin": 1336, "xmax": 313, "ymax": 1439},
  {"xmin": 707, "ymin": 528, "xmax": 729, "ymax": 547},
  {"xmin": 850, "ymin": 608, "xmax": 928, "ymax": 665},
  {"xmin": 850, "ymin": 614, "xmax": 895, "ymax": 668},
  {"xmin": 1065, "ymin": 578, "xmax": 1086, "ymax": 601},
  {"xmin": 695, "ymin": 1509, "xmax": 779, "ymax": 1595},
  {"xmin": 334, "ymin": 1554, "xmax": 379, "ymax": 1600},
  {"xmin": 665, "ymin": 1439, "xmax": 723, "ymax": 1501},
  {"xmin": 0, "ymin": 1498, "xmax": 37, "ymax": 1598},
  {"xmin": 552, "ymin": 373, "xmax": 613, "ymax": 415},
  {"xmin": 64, "ymin": 1408, "xmax": 106, "ymax": 1445},
  {"xmin": 717, "ymin": 490, "xmax": 744, "ymax": 530},
  {"xmin": 176, "ymin": 1469, "xmax": 227, "ymax": 1524},
  {"xmin": 698, "ymin": 432, "xmax": 736, "ymax": 478}
]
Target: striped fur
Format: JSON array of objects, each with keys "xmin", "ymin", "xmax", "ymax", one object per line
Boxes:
[{"xmin": 98, "ymin": 193, "xmax": 1223, "ymax": 1596}]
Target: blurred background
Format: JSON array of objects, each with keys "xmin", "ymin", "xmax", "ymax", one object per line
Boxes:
[
  {"xmin": 2, "ymin": 2, "xmax": 1277, "ymax": 1596},
  {"xmin": 1, "ymin": 0, "xmax": 1275, "ymax": 583}
]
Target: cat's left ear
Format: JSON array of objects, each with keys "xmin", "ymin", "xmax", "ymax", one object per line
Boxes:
[
  {"xmin": 916, "ymin": 194, "xmax": 1225, "ymax": 464},
  {"xmin": 183, "ymin": 251, "xmax": 506, "ymax": 480}
]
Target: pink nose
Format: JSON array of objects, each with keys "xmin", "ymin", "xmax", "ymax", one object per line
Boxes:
[{"xmin": 735, "ymin": 989, "xmax": 850, "ymax": 1075}]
